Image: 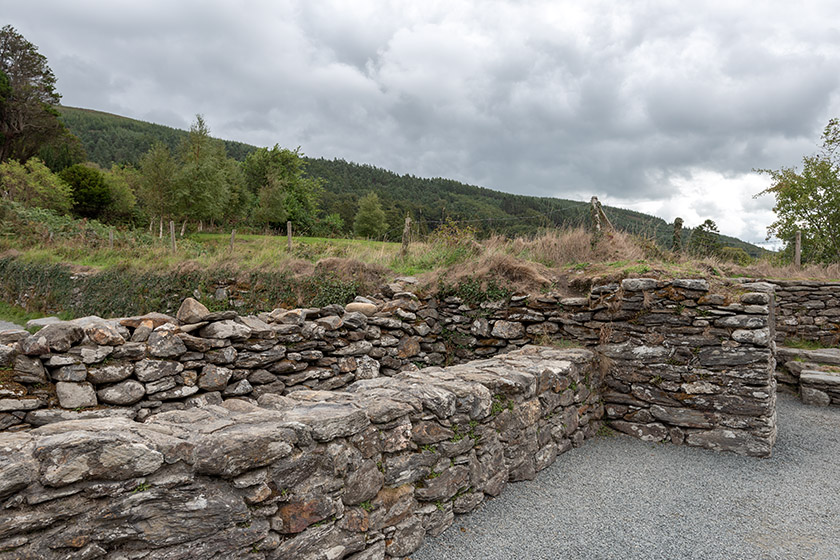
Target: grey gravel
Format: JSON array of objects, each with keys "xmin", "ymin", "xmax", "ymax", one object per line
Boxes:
[{"xmin": 413, "ymin": 393, "xmax": 840, "ymax": 560}]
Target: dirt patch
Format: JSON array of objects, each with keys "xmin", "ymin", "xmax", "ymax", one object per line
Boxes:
[{"xmin": 0, "ymin": 249, "xmax": 22, "ymax": 260}]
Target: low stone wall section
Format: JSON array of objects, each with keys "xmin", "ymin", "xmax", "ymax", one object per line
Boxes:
[
  {"xmin": 776, "ymin": 347, "xmax": 840, "ymax": 406},
  {"xmin": 595, "ymin": 279, "xmax": 778, "ymax": 457},
  {"xmin": 747, "ymin": 279, "xmax": 840, "ymax": 345},
  {"xmin": 0, "ymin": 346, "xmax": 601, "ymax": 560}
]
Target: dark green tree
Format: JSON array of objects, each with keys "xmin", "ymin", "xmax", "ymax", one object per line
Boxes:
[
  {"xmin": 37, "ymin": 126, "xmax": 87, "ymax": 172},
  {"xmin": 243, "ymin": 145, "xmax": 322, "ymax": 230},
  {"xmin": 354, "ymin": 192, "xmax": 388, "ymax": 238},
  {"xmin": 688, "ymin": 219, "xmax": 722, "ymax": 257},
  {"xmin": 59, "ymin": 164, "xmax": 111, "ymax": 219},
  {"xmin": 0, "ymin": 26, "xmax": 71, "ymax": 163}
]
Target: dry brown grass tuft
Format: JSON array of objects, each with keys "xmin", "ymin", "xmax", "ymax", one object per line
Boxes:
[
  {"xmin": 726, "ymin": 259, "xmax": 840, "ymax": 281},
  {"xmin": 511, "ymin": 228, "xmax": 650, "ymax": 266},
  {"xmin": 422, "ymin": 252, "xmax": 581, "ymax": 296},
  {"xmin": 283, "ymin": 259, "xmax": 317, "ymax": 276}
]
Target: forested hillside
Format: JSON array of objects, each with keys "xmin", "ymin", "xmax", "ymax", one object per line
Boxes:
[
  {"xmin": 59, "ymin": 106, "xmax": 257, "ymax": 164},
  {"xmin": 58, "ymin": 106, "xmax": 763, "ymax": 255}
]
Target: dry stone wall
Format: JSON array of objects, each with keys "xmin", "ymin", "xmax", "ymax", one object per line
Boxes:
[
  {"xmin": 1, "ymin": 279, "xmax": 779, "ymax": 459},
  {"xmin": 0, "ymin": 346, "xmax": 600, "ymax": 560},
  {"xmin": 0, "ymin": 276, "xmax": 787, "ymax": 559},
  {"xmin": 750, "ymin": 279, "xmax": 840, "ymax": 345}
]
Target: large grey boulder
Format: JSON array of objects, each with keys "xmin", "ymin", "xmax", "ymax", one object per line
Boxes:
[
  {"xmin": 32, "ymin": 430, "xmax": 164, "ymax": 487},
  {"xmin": 198, "ymin": 364, "xmax": 233, "ymax": 391},
  {"xmin": 87, "ymin": 361, "xmax": 134, "ymax": 384},
  {"xmin": 13, "ymin": 354, "xmax": 47, "ymax": 384},
  {"xmin": 0, "ymin": 433, "xmax": 36, "ymax": 498},
  {"xmin": 135, "ymin": 359, "xmax": 184, "ymax": 382},
  {"xmin": 29, "ymin": 323, "xmax": 85, "ymax": 352},
  {"xmin": 148, "ymin": 327, "xmax": 188, "ymax": 358},
  {"xmin": 491, "ymin": 320, "xmax": 525, "ymax": 339}
]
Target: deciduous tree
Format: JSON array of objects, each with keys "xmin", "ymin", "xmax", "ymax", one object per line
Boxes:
[
  {"xmin": 0, "ymin": 157, "xmax": 72, "ymax": 213},
  {"xmin": 175, "ymin": 115, "xmax": 230, "ymax": 224},
  {"xmin": 138, "ymin": 141, "xmax": 179, "ymax": 224},
  {"xmin": 244, "ymin": 145, "xmax": 322, "ymax": 230},
  {"xmin": 755, "ymin": 118, "xmax": 840, "ymax": 263}
]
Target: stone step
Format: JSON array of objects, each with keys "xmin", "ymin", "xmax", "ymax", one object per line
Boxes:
[
  {"xmin": 800, "ymin": 369, "xmax": 840, "ymax": 388},
  {"xmin": 777, "ymin": 346, "xmax": 840, "ymax": 366},
  {"xmin": 799, "ymin": 368, "xmax": 840, "ymax": 407}
]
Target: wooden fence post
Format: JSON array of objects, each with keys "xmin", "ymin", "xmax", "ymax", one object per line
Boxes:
[
  {"xmin": 230, "ymin": 229, "xmax": 236, "ymax": 253},
  {"xmin": 795, "ymin": 230, "xmax": 802, "ymax": 268},
  {"xmin": 169, "ymin": 220, "xmax": 176, "ymax": 252},
  {"xmin": 400, "ymin": 215, "xmax": 411, "ymax": 257},
  {"xmin": 287, "ymin": 221, "xmax": 293, "ymax": 251},
  {"xmin": 672, "ymin": 217, "xmax": 683, "ymax": 254},
  {"xmin": 109, "ymin": 230, "xmax": 114, "ymax": 250}
]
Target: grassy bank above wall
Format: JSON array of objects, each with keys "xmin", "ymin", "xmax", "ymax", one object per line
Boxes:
[{"xmin": 0, "ymin": 256, "xmax": 360, "ymax": 318}]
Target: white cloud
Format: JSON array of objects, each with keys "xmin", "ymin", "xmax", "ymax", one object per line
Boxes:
[{"xmin": 604, "ymin": 169, "xmax": 778, "ymax": 244}]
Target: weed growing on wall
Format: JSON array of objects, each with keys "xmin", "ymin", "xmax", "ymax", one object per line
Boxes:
[{"xmin": 437, "ymin": 278, "xmax": 513, "ymax": 305}]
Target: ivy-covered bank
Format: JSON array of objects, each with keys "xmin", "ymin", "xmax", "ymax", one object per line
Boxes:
[{"xmin": 0, "ymin": 257, "xmax": 359, "ymax": 317}]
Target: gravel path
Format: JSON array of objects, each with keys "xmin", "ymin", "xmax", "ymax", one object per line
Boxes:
[{"xmin": 412, "ymin": 393, "xmax": 840, "ymax": 560}]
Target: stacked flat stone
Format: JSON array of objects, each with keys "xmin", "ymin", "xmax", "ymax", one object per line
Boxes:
[{"xmin": 0, "ymin": 346, "xmax": 600, "ymax": 560}]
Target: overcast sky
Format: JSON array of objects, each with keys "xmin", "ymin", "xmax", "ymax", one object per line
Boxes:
[{"xmin": 5, "ymin": 1, "xmax": 840, "ymax": 245}]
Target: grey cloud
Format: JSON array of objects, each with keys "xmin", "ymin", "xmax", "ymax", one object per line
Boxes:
[{"xmin": 4, "ymin": 0, "xmax": 840, "ymax": 244}]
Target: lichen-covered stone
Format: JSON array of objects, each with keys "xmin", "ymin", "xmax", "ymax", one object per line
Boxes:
[
  {"xmin": 491, "ymin": 320, "xmax": 525, "ymax": 339},
  {"xmin": 199, "ymin": 320, "xmax": 252, "ymax": 340},
  {"xmin": 147, "ymin": 328, "xmax": 188, "ymax": 358},
  {"xmin": 13, "ymin": 354, "xmax": 47, "ymax": 384},
  {"xmin": 135, "ymin": 359, "xmax": 184, "ymax": 382},
  {"xmin": 98, "ymin": 379, "xmax": 146, "ymax": 405},
  {"xmin": 198, "ymin": 364, "xmax": 233, "ymax": 391},
  {"xmin": 87, "ymin": 361, "xmax": 134, "ymax": 384},
  {"xmin": 55, "ymin": 381, "xmax": 97, "ymax": 408}
]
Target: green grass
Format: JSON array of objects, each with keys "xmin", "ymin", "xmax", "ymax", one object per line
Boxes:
[
  {"xmin": 0, "ymin": 301, "xmax": 47, "ymax": 327},
  {"xmin": 4, "ymin": 222, "xmax": 481, "ymax": 280},
  {"xmin": 0, "ymin": 301, "xmax": 73, "ymax": 328},
  {"xmin": 784, "ymin": 338, "xmax": 830, "ymax": 350}
]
